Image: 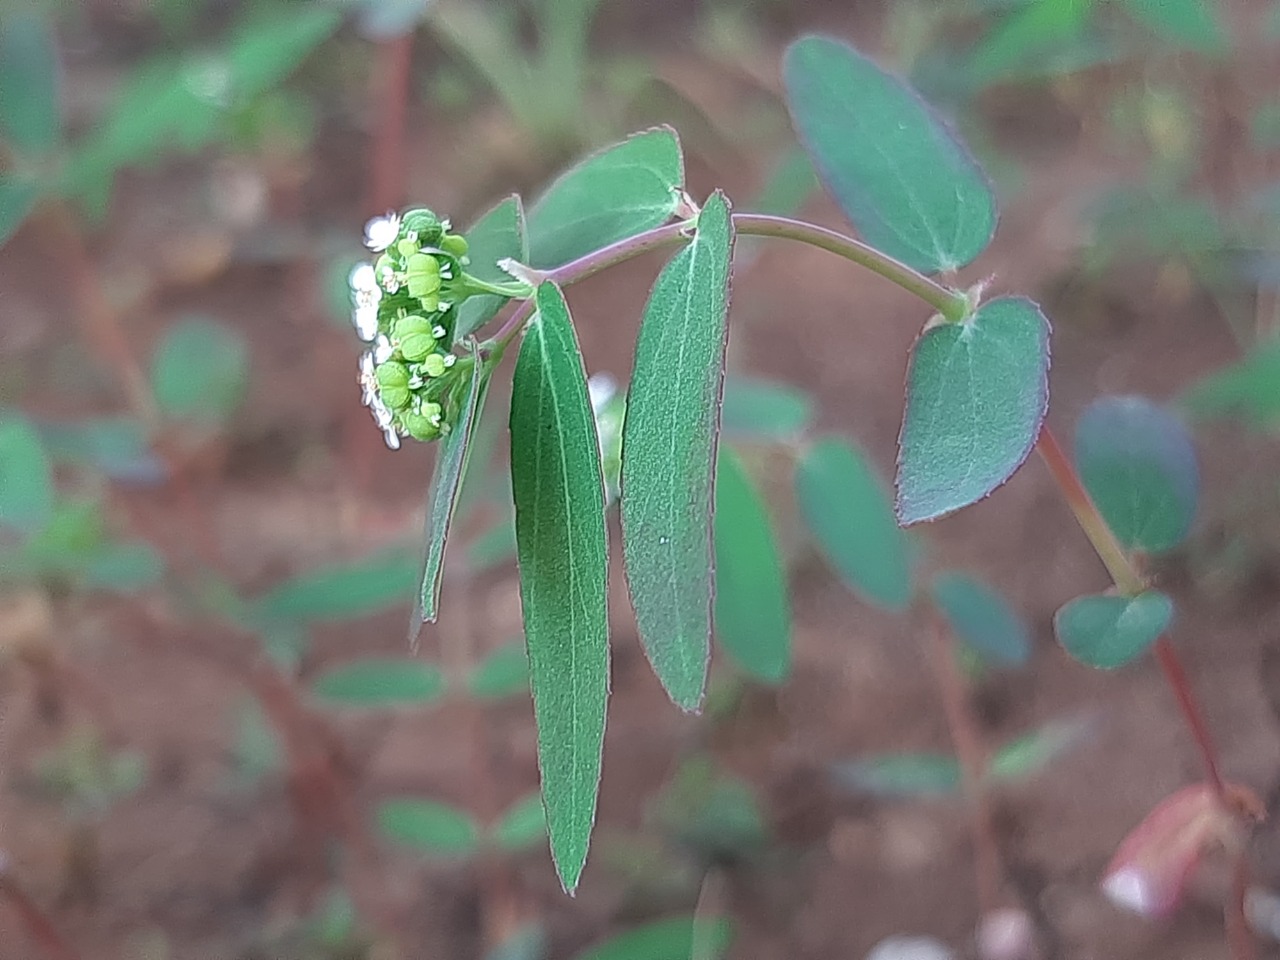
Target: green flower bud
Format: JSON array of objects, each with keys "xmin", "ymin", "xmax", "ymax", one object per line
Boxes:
[
  {"xmin": 375, "ymin": 360, "xmax": 409, "ymax": 390},
  {"xmin": 402, "ymin": 408, "xmax": 441, "ymax": 442},
  {"xmin": 401, "ymin": 208, "xmax": 444, "ymax": 245},
  {"xmin": 396, "ymin": 237, "xmax": 418, "ymax": 259},
  {"xmin": 406, "ymin": 253, "xmax": 442, "ymax": 298},
  {"xmin": 400, "ymin": 333, "xmax": 437, "ymax": 362},
  {"xmin": 393, "ymin": 314, "xmax": 434, "ymax": 341},
  {"xmin": 419, "ymin": 292, "xmax": 440, "ymax": 313},
  {"xmin": 440, "ymin": 233, "xmax": 469, "ymax": 258},
  {"xmin": 421, "ymin": 353, "xmax": 447, "ymax": 378}
]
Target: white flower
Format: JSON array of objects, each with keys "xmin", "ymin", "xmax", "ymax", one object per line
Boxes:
[
  {"xmin": 358, "ymin": 349, "xmax": 403, "ymax": 451},
  {"xmin": 363, "ymin": 212, "xmax": 400, "ymax": 252},
  {"xmin": 349, "ymin": 263, "xmax": 382, "ymax": 341},
  {"xmin": 358, "ymin": 352, "xmax": 377, "ymax": 405},
  {"xmin": 383, "ymin": 427, "xmax": 401, "ymax": 450},
  {"xmin": 373, "ymin": 334, "xmax": 395, "ymax": 364}
]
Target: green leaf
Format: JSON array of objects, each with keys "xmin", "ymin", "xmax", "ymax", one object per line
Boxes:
[
  {"xmin": 573, "ymin": 917, "xmax": 733, "ymax": 960},
  {"xmin": 1122, "ymin": 0, "xmax": 1226, "ymax": 54},
  {"xmin": 510, "ymin": 281, "xmax": 610, "ymax": 893},
  {"xmin": 1183, "ymin": 338, "xmax": 1280, "ymax": 429},
  {"xmin": 526, "ymin": 127, "xmax": 683, "ymax": 268},
  {"xmin": 620, "ymin": 191, "xmax": 735, "ymax": 712},
  {"xmin": 1054, "ymin": 590, "xmax": 1173, "ymax": 669},
  {"xmin": 0, "ymin": 13, "xmax": 60, "ymax": 154},
  {"xmin": 713, "ymin": 446, "xmax": 791, "ymax": 683},
  {"xmin": 151, "ymin": 317, "xmax": 249, "ymax": 426},
  {"xmin": 988, "ymin": 716, "xmax": 1092, "ymax": 783},
  {"xmin": 255, "ymin": 551, "xmax": 419, "ymax": 623},
  {"xmin": 1075, "ymin": 395, "xmax": 1198, "ymax": 554},
  {"xmin": 930, "ymin": 572, "xmax": 1030, "ymax": 666},
  {"xmin": 0, "ymin": 176, "xmax": 39, "ymax": 247},
  {"xmin": 964, "ymin": 0, "xmax": 1097, "ymax": 85},
  {"xmin": 795, "ymin": 437, "xmax": 911, "ymax": 611},
  {"xmin": 747, "ymin": 146, "xmax": 818, "ymax": 217},
  {"xmin": 223, "ymin": 6, "xmax": 341, "ymax": 101},
  {"xmin": 896, "ymin": 297, "xmax": 1050, "ymax": 524},
  {"xmin": 311, "ymin": 658, "xmax": 446, "ymax": 707},
  {"xmin": 468, "ymin": 640, "xmax": 530, "ymax": 699},
  {"xmin": 490, "ymin": 792, "xmax": 547, "ymax": 851},
  {"xmin": 82, "ymin": 540, "xmax": 164, "ymax": 592},
  {"xmin": 720, "ymin": 376, "xmax": 812, "ymax": 440},
  {"xmin": 783, "ymin": 35, "xmax": 997, "ymax": 273},
  {"xmin": 37, "ymin": 417, "xmax": 164, "ymax": 483},
  {"xmin": 829, "ymin": 754, "xmax": 961, "ymax": 797},
  {"xmin": 0, "ymin": 413, "xmax": 52, "ymax": 534},
  {"xmin": 377, "ymin": 797, "xmax": 480, "ymax": 857},
  {"xmin": 454, "ymin": 195, "xmax": 529, "ymax": 339},
  {"xmin": 411, "ymin": 340, "xmax": 491, "ymax": 630}
]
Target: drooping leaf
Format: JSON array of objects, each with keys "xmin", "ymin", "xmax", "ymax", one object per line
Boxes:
[
  {"xmin": 573, "ymin": 917, "xmax": 733, "ymax": 960},
  {"xmin": 490, "ymin": 792, "xmax": 548, "ymax": 851},
  {"xmin": 795, "ymin": 437, "xmax": 912, "ymax": 611},
  {"xmin": 783, "ymin": 35, "xmax": 997, "ymax": 273},
  {"xmin": 1075, "ymin": 395, "xmax": 1198, "ymax": 554},
  {"xmin": 0, "ymin": 413, "xmax": 52, "ymax": 534},
  {"xmin": 468, "ymin": 640, "xmax": 530, "ymax": 699},
  {"xmin": 896, "ymin": 297, "xmax": 1051, "ymax": 524},
  {"xmin": 454, "ymin": 195, "xmax": 528, "ymax": 339},
  {"xmin": 37, "ymin": 417, "xmax": 165, "ymax": 484},
  {"xmin": 377, "ymin": 797, "xmax": 480, "ymax": 857},
  {"xmin": 0, "ymin": 176, "xmax": 39, "ymax": 246},
  {"xmin": 720, "ymin": 376, "xmax": 813, "ymax": 440},
  {"xmin": 412, "ymin": 340, "xmax": 491, "ymax": 631},
  {"xmin": 1054, "ymin": 590, "xmax": 1173, "ymax": 669},
  {"xmin": 150, "ymin": 317, "xmax": 249, "ymax": 426},
  {"xmin": 620, "ymin": 191, "xmax": 734, "ymax": 711},
  {"xmin": 510, "ymin": 281, "xmax": 610, "ymax": 893},
  {"xmin": 1183, "ymin": 338, "xmax": 1280, "ymax": 430},
  {"xmin": 829, "ymin": 754, "xmax": 962, "ymax": 797},
  {"xmin": 988, "ymin": 716, "xmax": 1093, "ymax": 783},
  {"xmin": 255, "ymin": 551, "xmax": 419, "ymax": 623},
  {"xmin": 311, "ymin": 658, "xmax": 447, "ymax": 707},
  {"xmin": 0, "ymin": 13, "xmax": 60, "ymax": 155},
  {"xmin": 713, "ymin": 446, "xmax": 791, "ymax": 684},
  {"xmin": 81, "ymin": 540, "xmax": 164, "ymax": 592},
  {"xmin": 930, "ymin": 572, "xmax": 1031, "ymax": 666},
  {"xmin": 526, "ymin": 127, "xmax": 683, "ymax": 268},
  {"xmin": 1121, "ymin": 0, "xmax": 1226, "ymax": 55}
]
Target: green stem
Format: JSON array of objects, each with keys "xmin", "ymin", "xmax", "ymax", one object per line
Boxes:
[{"xmin": 459, "ymin": 274, "xmax": 535, "ymax": 300}]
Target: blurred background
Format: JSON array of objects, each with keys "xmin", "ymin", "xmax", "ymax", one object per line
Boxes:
[{"xmin": 1, "ymin": 0, "xmax": 1280, "ymax": 957}]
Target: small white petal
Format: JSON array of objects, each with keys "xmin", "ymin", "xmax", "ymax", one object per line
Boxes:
[
  {"xmin": 383, "ymin": 427, "xmax": 401, "ymax": 450},
  {"xmin": 353, "ymin": 304, "xmax": 379, "ymax": 341},
  {"xmin": 373, "ymin": 334, "xmax": 395, "ymax": 364},
  {"xmin": 432, "ymin": 325, "xmax": 446, "ymax": 339},
  {"xmin": 442, "ymin": 354, "xmax": 456, "ymax": 368},
  {"xmin": 363, "ymin": 212, "xmax": 401, "ymax": 252},
  {"xmin": 349, "ymin": 262, "xmax": 378, "ymax": 292}
]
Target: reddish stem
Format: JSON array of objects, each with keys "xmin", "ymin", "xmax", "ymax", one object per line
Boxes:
[
  {"xmin": 0, "ymin": 869, "xmax": 81, "ymax": 960},
  {"xmin": 368, "ymin": 33, "xmax": 414, "ymax": 215}
]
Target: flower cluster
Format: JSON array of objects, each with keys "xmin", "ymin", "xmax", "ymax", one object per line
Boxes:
[{"xmin": 349, "ymin": 208, "xmax": 474, "ymax": 448}]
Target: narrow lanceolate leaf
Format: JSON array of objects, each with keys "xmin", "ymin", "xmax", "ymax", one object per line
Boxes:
[
  {"xmin": 1074, "ymin": 395, "xmax": 1199, "ymax": 555},
  {"xmin": 0, "ymin": 414, "xmax": 53, "ymax": 534},
  {"xmin": 897, "ymin": 297, "xmax": 1051, "ymax": 524},
  {"xmin": 150, "ymin": 317, "xmax": 249, "ymax": 426},
  {"xmin": 510, "ymin": 281, "xmax": 609, "ymax": 893},
  {"xmin": 255, "ymin": 551, "xmax": 419, "ymax": 623},
  {"xmin": 720, "ymin": 376, "xmax": 813, "ymax": 440},
  {"xmin": 311, "ymin": 658, "xmax": 447, "ymax": 707},
  {"xmin": 454, "ymin": 195, "xmax": 528, "ymax": 340},
  {"xmin": 377, "ymin": 797, "xmax": 479, "ymax": 857},
  {"xmin": 713, "ymin": 446, "xmax": 791, "ymax": 683},
  {"xmin": 829, "ymin": 754, "xmax": 962, "ymax": 798},
  {"xmin": 795, "ymin": 437, "xmax": 911, "ymax": 611},
  {"xmin": 782, "ymin": 35, "xmax": 997, "ymax": 274},
  {"xmin": 573, "ymin": 917, "xmax": 733, "ymax": 960},
  {"xmin": 620, "ymin": 191, "xmax": 735, "ymax": 711},
  {"xmin": 1054, "ymin": 591, "xmax": 1174, "ymax": 669},
  {"xmin": 490, "ymin": 792, "xmax": 548, "ymax": 852},
  {"xmin": 411, "ymin": 340, "xmax": 491, "ymax": 633},
  {"xmin": 526, "ymin": 127, "xmax": 684, "ymax": 268},
  {"xmin": 0, "ymin": 13, "xmax": 60, "ymax": 155},
  {"xmin": 930, "ymin": 572, "xmax": 1031, "ymax": 667},
  {"xmin": 1183, "ymin": 337, "xmax": 1280, "ymax": 429}
]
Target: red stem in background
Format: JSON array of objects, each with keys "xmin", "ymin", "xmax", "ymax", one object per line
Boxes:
[
  {"xmin": 0, "ymin": 868, "xmax": 81, "ymax": 960},
  {"xmin": 369, "ymin": 33, "xmax": 414, "ymax": 215}
]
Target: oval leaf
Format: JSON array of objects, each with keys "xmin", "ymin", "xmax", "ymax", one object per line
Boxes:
[
  {"xmin": 573, "ymin": 917, "xmax": 732, "ymax": 960},
  {"xmin": 896, "ymin": 297, "xmax": 1051, "ymax": 524},
  {"xmin": 829, "ymin": 754, "xmax": 962, "ymax": 798},
  {"xmin": 720, "ymin": 376, "xmax": 813, "ymax": 440},
  {"xmin": 151, "ymin": 317, "xmax": 249, "ymax": 426},
  {"xmin": 1054, "ymin": 590, "xmax": 1174, "ymax": 669},
  {"xmin": 377, "ymin": 797, "xmax": 479, "ymax": 857},
  {"xmin": 412, "ymin": 340, "xmax": 491, "ymax": 631},
  {"xmin": 510, "ymin": 281, "xmax": 610, "ymax": 893},
  {"xmin": 795, "ymin": 437, "xmax": 911, "ymax": 611},
  {"xmin": 468, "ymin": 640, "xmax": 530, "ymax": 699},
  {"xmin": 931, "ymin": 572, "xmax": 1031, "ymax": 667},
  {"xmin": 620, "ymin": 191, "xmax": 735, "ymax": 711},
  {"xmin": 490, "ymin": 792, "xmax": 548, "ymax": 852},
  {"xmin": 713, "ymin": 446, "xmax": 791, "ymax": 684},
  {"xmin": 1183, "ymin": 337, "xmax": 1280, "ymax": 429},
  {"xmin": 527, "ymin": 127, "xmax": 683, "ymax": 268},
  {"xmin": 312, "ymin": 659, "xmax": 446, "ymax": 707},
  {"xmin": 0, "ymin": 414, "xmax": 52, "ymax": 534},
  {"xmin": 1075, "ymin": 395, "xmax": 1198, "ymax": 554},
  {"xmin": 988, "ymin": 716, "xmax": 1093, "ymax": 783},
  {"xmin": 783, "ymin": 35, "xmax": 996, "ymax": 274},
  {"xmin": 0, "ymin": 13, "xmax": 60, "ymax": 155},
  {"xmin": 454, "ymin": 195, "xmax": 529, "ymax": 340},
  {"xmin": 255, "ymin": 551, "xmax": 419, "ymax": 623}
]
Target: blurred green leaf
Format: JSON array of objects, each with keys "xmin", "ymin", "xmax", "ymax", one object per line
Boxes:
[
  {"xmin": 490, "ymin": 792, "xmax": 547, "ymax": 851},
  {"xmin": 0, "ymin": 413, "xmax": 52, "ymax": 534},
  {"xmin": 829, "ymin": 753, "xmax": 962, "ymax": 797},
  {"xmin": 720, "ymin": 376, "xmax": 812, "ymax": 440},
  {"xmin": 783, "ymin": 35, "xmax": 996, "ymax": 273},
  {"xmin": 527, "ymin": 127, "xmax": 683, "ymax": 268},
  {"xmin": 377, "ymin": 797, "xmax": 480, "ymax": 857},
  {"xmin": 151, "ymin": 318, "xmax": 249, "ymax": 426},
  {"xmin": 228, "ymin": 696, "xmax": 282, "ymax": 787},
  {"xmin": 81, "ymin": 540, "xmax": 164, "ymax": 592},
  {"xmin": 964, "ymin": 0, "xmax": 1097, "ymax": 85},
  {"xmin": 795, "ymin": 437, "xmax": 911, "ymax": 611},
  {"xmin": 988, "ymin": 716, "xmax": 1092, "ymax": 783},
  {"xmin": 1054, "ymin": 590, "xmax": 1173, "ymax": 669},
  {"xmin": 486, "ymin": 924, "xmax": 548, "ymax": 960},
  {"xmin": 573, "ymin": 917, "xmax": 732, "ymax": 960},
  {"xmin": 0, "ymin": 176, "xmax": 38, "ymax": 246},
  {"xmin": 454, "ymin": 195, "xmax": 528, "ymax": 339},
  {"xmin": 311, "ymin": 658, "xmax": 446, "ymax": 707},
  {"xmin": 653, "ymin": 761, "xmax": 768, "ymax": 860},
  {"xmin": 747, "ymin": 146, "xmax": 817, "ymax": 217},
  {"xmin": 1122, "ymin": 0, "xmax": 1226, "ymax": 54},
  {"xmin": 467, "ymin": 516, "xmax": 517, "ymax": 572},
  {"xmin": 1075, "ymin": 395, "xmax": 1199, "ymax": 553},
  {"xmin": 1184, "ymin": 338, "xmax": 1280, "ymax": 429},
  {"xmin": 0, "ymin": 13, "xmax": 59, "ymax": 154},
  {"xmin": 621, "ymin": 192, "xmax": 734, "ymax": 711},
  {"xmin": 713, "ymin": 446, "xmax": 791, "ymax": 683},
  {"xmin": 931, "ymin": 572, "xmax": 1030, "ymax": 666},
  {"xmin": 38, "ymin": 417, "xmax": 164, "ymax": 483},
  {"xmin": 254, "ymin": 551, "xmax": 419, "ymax": 623},
  {"xmin": 468, "ymin": 640, "xmax": 529, "ymax": 699},
  {"xmin": 1251, "ymin": 102, "xmax": 1280, "ymax": 150},
  {"xmin": 11, "ymin": 499, "xmax": 104, "ymax": 580}
]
